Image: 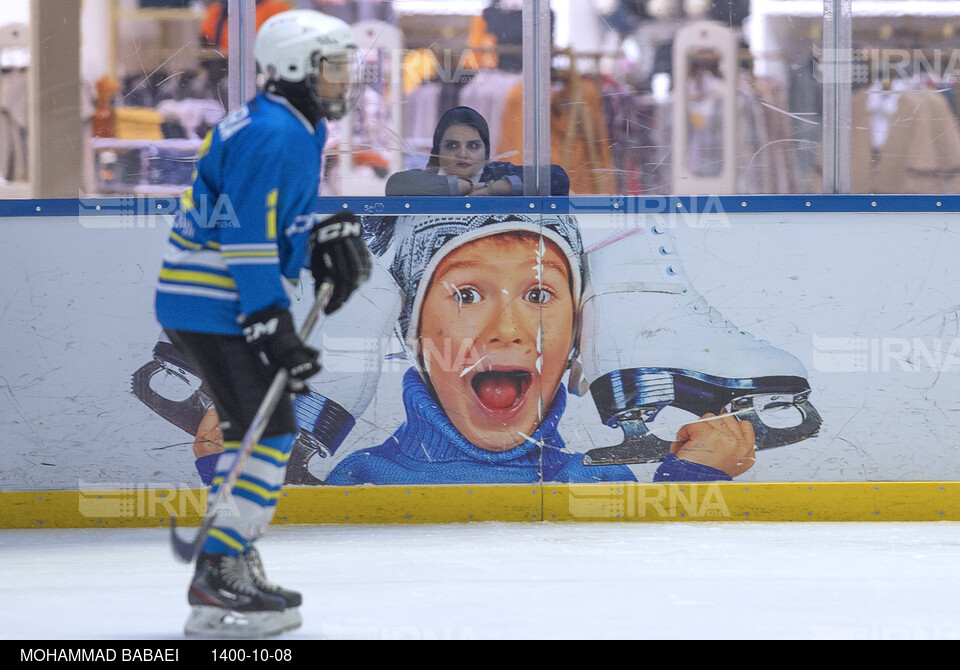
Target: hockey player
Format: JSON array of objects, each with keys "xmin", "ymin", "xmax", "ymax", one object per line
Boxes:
[{"xmin": 154, "ymin": 10, "xmax": 370, "ymax": 638}]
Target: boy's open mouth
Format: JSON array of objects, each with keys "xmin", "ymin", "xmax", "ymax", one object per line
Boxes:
[{"xmin": 471, "ymin": 370, "xmax": 533, "ymax": 410}]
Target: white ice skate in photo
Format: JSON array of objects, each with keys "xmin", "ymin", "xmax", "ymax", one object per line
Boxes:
[{"xmin": 575, "ymin": 226, "xmax": 821, "ymax": 466}]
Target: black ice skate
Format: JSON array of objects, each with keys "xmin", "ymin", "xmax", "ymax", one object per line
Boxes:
[
  {"xmin": 184, "ymin": 552, "xmax": 296, "ymax": 638},
  {"xmin": 242, "ymin": 545, "xmax": 303, "ymax": 631}
]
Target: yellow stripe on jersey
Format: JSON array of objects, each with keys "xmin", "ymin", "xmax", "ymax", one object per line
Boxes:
[
  {"xmin": 196, "ymin": 129, "xmax": 213, "ymax": 161},
  {"xmin": 179, "ymin": 132, "xmax": 212, "ymax": 201},
  {"xmin": 221, "ymin": 250, "xmax": 278, "ymax": 259},
  {"xmin": 266, "ymin": 188, "xmax": 278, "ymax": 241},
  {"xmin": 169, "ymin": 230, "xmax": 203, "ymax": 250},
  {"xmin": 180, "ymin": 187, "xmax": 195, "ymax": 212},
  {"xmin": 158, "ymin": 268, "xmax": 238, "ymax": 290}
]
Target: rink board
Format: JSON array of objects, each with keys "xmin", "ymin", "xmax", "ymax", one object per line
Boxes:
[
  {"xmin": 2, "ymin": 196, "xmax": 960, "ymax": 525},
  {"xmin": 0, "ymin": 482, "xmax": 957, "ymax": 527}
]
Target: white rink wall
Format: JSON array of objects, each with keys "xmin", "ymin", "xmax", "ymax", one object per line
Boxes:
[{"xmin": 2, "ymin": 206, "xmax": 960, "ymax": 491}]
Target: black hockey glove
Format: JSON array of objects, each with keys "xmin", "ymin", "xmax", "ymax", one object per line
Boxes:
[
  {"xmin": 242, "ymin": 306, "xmax": 320, "ymax": 394},
  {"xmin": 309, "ymin": 211, "xmax": 372, "ymax": 315}
]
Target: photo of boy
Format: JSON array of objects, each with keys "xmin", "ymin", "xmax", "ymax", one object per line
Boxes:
[{"xmin": 325, "ymin": 213, "xmax": 755, "ymax": 484}]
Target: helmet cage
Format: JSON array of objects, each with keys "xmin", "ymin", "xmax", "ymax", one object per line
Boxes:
[{"xmin": 309, "ymin": 48, "xmax": 361, "ymax": 120}]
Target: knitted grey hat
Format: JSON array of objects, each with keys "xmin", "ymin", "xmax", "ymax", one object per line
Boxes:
[{"xmin": 383, "ymin": 213, "xmax": 583, "ymax": 353}]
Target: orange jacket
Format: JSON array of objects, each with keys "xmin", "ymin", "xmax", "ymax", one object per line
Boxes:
[{"xmin": 200, "ymin": 0, "xmax": 292, "ymax": 51}]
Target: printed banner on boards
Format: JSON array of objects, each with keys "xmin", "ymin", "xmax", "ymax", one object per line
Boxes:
[{"xmin": 3, "ymin": 208, "xmax": 960, "ymax": 491}]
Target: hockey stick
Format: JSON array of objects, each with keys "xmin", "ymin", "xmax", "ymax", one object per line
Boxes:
[{"xmin": 170, "ymin": 282, "xmax": 333, "ymax": 563}]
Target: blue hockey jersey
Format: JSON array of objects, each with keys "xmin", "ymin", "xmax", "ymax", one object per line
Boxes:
[{"xmin": 155, "ymin": 93, "xmax": 326, "ymax": 335}]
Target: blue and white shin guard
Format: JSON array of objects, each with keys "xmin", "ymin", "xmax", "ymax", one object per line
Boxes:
[{"xmin": 201, "ymin": 433, "xmax": 295, "ymax": 556}]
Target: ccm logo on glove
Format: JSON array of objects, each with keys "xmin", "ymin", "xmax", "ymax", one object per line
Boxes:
[
  {"xmin": 243, "ymin": 317, "xmax": 279, "ymax": 343},
  {"xmin": 241, "ymin": 306, "xmax": 321, "ymax": 394},
  {"xmin": 309, "ymin": 210, "xmax": 373, "ymax": 315},
  {"xmin": 313, "ymin": 218, "xmax": 362, "ymax": 243}
]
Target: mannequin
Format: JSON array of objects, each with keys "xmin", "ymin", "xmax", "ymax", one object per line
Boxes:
[
  {"xmin": 683, "ymin": 0, "xmax": 710, "ymax": 17},
  {"xmin": 646, "ymin": 0, "xmax": 677, "ymax": 19}
]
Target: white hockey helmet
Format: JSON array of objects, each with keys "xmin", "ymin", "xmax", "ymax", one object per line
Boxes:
[{"xmin": 254, "ymin": 10, "xmax": 358, "ymax": 120}]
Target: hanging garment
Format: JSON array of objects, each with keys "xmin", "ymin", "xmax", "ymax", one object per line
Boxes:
[
  {"xmin": 850, "ymin": 83, "xmax": 960, "ymax": 194},
  {"xmin": 199, "ymin": 1, "xmax": 292, "ymax": 51},
  {"xmin": 466, "ymin": 14, "xmax": 499, "ymax": 70},
  {"xmin": 599, "ymin": 74, "xmax": 656, "ymax": 194},
  {"xmin": 495, "ymin": 77, "xmax": 615, "ymax": 195},
  {"xmin": 481, "ymin": 1, "xmax": 523, "ymax": 72},
  {"xmin": 458, "ymin": 69, "xmax": 522, "ymax": 161},
  {"xmin": 402, "ymin": 80, "xmax": 442, "ymax": 168},
  {"xmin": 0, "ymin": 67, "xmax": 28, "ymax": 181},
  {"xmin": 684, "ymin": 69, "xmax": 725, "ymax": 178},
  {"xmin": 156, "ymin": 98, "xmax": 226, "ymax": 139},
  {"xmin": 736, "ymin": 74, "xmax": 801, "ymax": 194},
  {"xmin": 311, "ymin": 0, "xmax": 396, "ymax": 26}
]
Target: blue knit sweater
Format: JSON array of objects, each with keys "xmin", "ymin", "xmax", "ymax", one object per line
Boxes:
[{"xmin": 324, "ymin": 369, "xmax": 732, "ymax": 485}]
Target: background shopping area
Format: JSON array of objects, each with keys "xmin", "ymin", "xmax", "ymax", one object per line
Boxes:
[{"xmin": 6, "ymin": 1, "xmax": 960, "ymax": 198}]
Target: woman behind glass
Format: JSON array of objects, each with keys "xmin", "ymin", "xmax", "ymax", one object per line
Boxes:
[{"xmin": 386, "ymin": 106, "xmax": 570, "ymax": 196}]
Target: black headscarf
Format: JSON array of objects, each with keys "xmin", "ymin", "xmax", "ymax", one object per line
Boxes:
[{"xmin": 426, "ymin": 106, "xmax": 491, "ymax": 169}]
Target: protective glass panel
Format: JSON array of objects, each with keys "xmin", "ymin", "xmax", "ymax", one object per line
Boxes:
[
  {"xmin": 553, "ymin": 0, "xmax": 824, "ymax": 195},
  {"xmin": 90, "ymin": 1, "xmax": 229, "ymax": 198},
  {"xmin": 327, "ymin": 0, "xmax": 529, "ymax": 196},
  {"xmin": 4, "ymin": 0, "xmax": 230, "ymax": 199}
]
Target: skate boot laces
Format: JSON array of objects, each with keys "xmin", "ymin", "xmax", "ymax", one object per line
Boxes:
[
  {"xmin": 243, "ymin": 546, "xmax": 278, "ymax": 591},
  {"xmin": 243, "ymin": 545, "xmax": 303, "ymax": 608},
  {"xmin": 690, "ymin": 294, "xmax": 750, "ymax": 337}
]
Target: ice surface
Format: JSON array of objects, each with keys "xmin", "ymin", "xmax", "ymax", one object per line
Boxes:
[{"xmin": 2, "ymin": 521, "xmax": 958, "ymax": 640}]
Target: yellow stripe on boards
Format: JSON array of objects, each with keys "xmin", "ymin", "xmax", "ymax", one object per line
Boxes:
[{"xmin": 1, "ymin": 483, "xmax": 957, "ymax": 528}]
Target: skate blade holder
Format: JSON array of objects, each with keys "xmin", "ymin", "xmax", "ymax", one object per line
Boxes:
[
  {"xmin": 130, "ymin": 358, "xmax": 212, "ymax": 435},
  {"xmin": 582, "ymin": 407, "xmax": 674, "ymax": 466},
  {"xmin": 580, "ymin": 388, "xmax": 823, "ymax": 466},
  {"xmin": 727, "ymin": 391, "xmax": 822, "ymax": 450}
]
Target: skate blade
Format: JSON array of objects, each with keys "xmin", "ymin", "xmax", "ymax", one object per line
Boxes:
[
  {"xmin": 185, "ymin": 606, "xmax": 302, "ymax": 639},
  {"xmin": 729, "ymin": 393, "xmax": 822, "ymax": 450}
]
